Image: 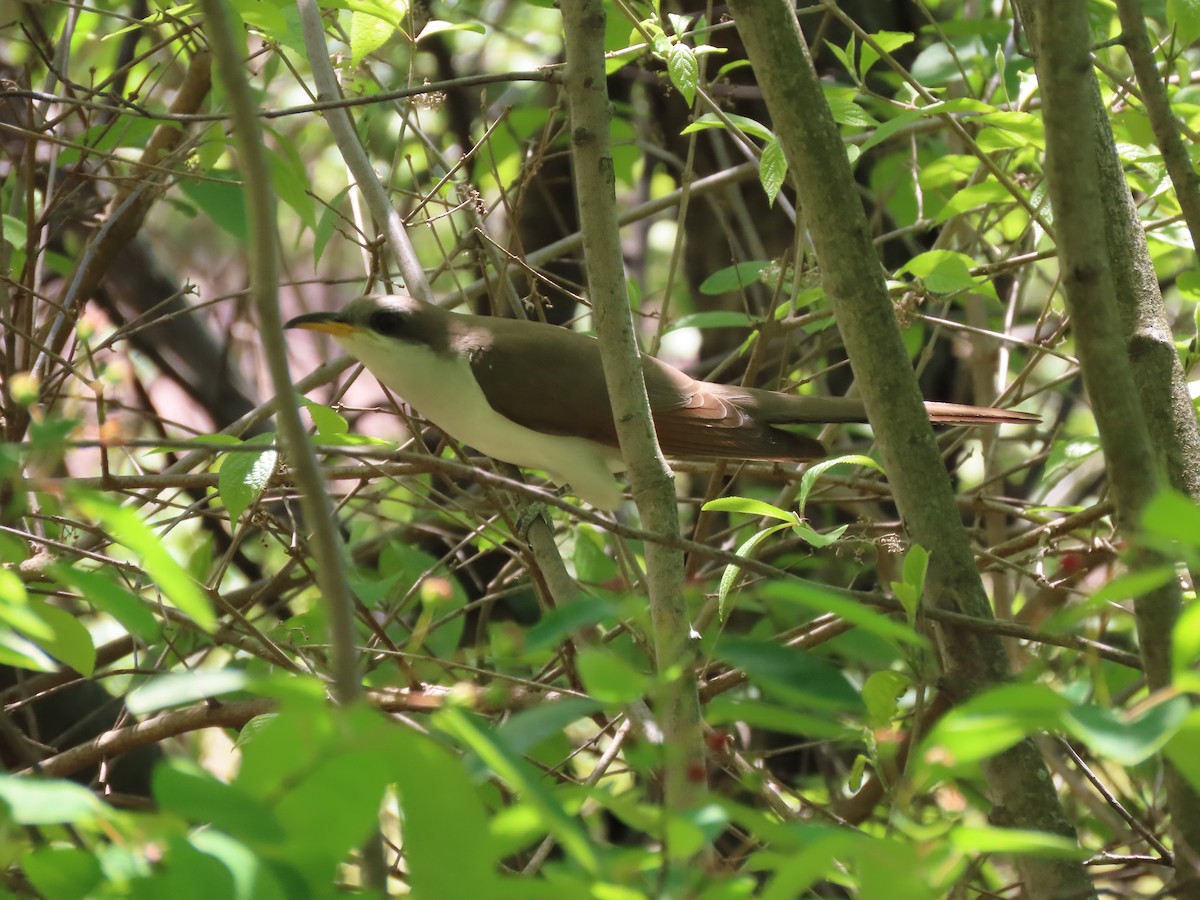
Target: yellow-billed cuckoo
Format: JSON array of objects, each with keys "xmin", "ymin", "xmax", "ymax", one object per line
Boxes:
[{"xmin": 286, "ymin": 294, "xmax": 1038, "ymax": 510}]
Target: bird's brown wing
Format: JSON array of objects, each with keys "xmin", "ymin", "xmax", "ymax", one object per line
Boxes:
[
  {"xmin": 465, "ymin": 318, "xmax": 826, "ymax": 459},
  {"xmin": 465, "ymin": 318, "xmax": 624, "ymax": 445}
]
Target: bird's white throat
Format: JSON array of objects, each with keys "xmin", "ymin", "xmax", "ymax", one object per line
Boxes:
[{"xmin": 335, "ymin": 330, "xmax": 626, "ymax": 509}]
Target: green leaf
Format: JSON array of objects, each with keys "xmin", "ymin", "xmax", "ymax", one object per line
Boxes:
[
  {"xmin": 524, "ymin": 595, "xmax": 618, "ymax": 653},
  {"xmin": 189, "ymin": 830, "xmax": 288, "ymax": 900},
  {"xmin": 1168, "ymin": 0, "xmax": 1200, "ymax": 46},
  {"xmin": 1063, "ymin": 698, "xmax": 1190, "ymax": 765},
  {"xmin": 495, "ymin": 698, "xmax": 603, "ymax": 758},
  {"xmin": 1174, "ymin": 601, "xmax": 1200, "ymax": 676},
  {"xmin": 759, "ymin": 138, "xmax": 787, "ymax": 206},
  {"xmin": 576, "ymin": 647, "xmax": 650, "ymax": 704},
  {"xmin": 72, "ymin": 491, "xmax": 216, "ymax": 632},
  {"xmin": 900, "ymin": 543, "xmax": 928, "ymax": 600},
  {"xmin": 668, "ymin": 43, "xmax": 698, "ymax": 106},
  {"xmin": 823, "ymin": 87, "xmax": 879, "ymax": 127},
  {"xmin": 218, "ymin": 433, "xmax": 279, "ymax": 524},
  {"xmin": 127, "ymin": 669, "xmax": 251, "ymax": 715},
  {"xmin": 862, "ymin": 670, "xmax": 910, "ymax": 727},
  {"xmin": 681, "ymin": 112, "xmax": 774, "ymax": 142},
  {"xmin": 24, "ymin": 598, "xmax": 95, "ymax": 675},
  {"xmin": 707, "ymin": 697, "xmax": 855, "ymax": 740},
  {"xmin": 920, "ymin": 683, "xmax": 1068, "ymax": 770},
  {"xmin": 301, "ymin": 397, "xmax": 348, "ymax": 436},
  {"xmin": 858, "ymin": 31, "xmax": 914, "ymax": 78},
  {"xmin": 1164, "ymin": 709, "xmax": 1200, "ymax": 793},
  {"xmin": 572, "ymin": 525, "xmax": 618, "ymax": 584},
  {"xmin": 154, "ymin": 759, "xmax": 285, "ymax": 842},
  {"xmin": 266, "ymin": 141, "xmax": 316, "ymax": 234},
  {"xmin": 178, "ymin": 170, "xmax": 248, "ymax": 241},
  {"xmin": 796, "ymin": 454, "xmax": 884, "ymax": 517},
  {"xmin": 418, "ymin": 19, "xmax": 486, "ymax": 39},
  {"xmin": 49, "ymin": 564, "xmax": 160, "ymax": 641},
  {"xmin": 760, "ymin": 581, "xmax": 927, "ymax": 649},
  {"xmin": 23, "ymin": 847, "xmax": 103, "ymax": 900},
  {"xmin": 435, "ymin": 706, "xmax": 599, "ymax": 874},
  {"xmin": 897, "ymin": 250, "xmax": 981, "ymax": 295},
  {"xmin": 0, "ymin": 775, "xmax": 106, "ymax": 824},
  {"xmin": 698, "ymin": 260, "xmax": 769, "ymax": 295},
  {"xmin": 950, "ymin": 826, "xmax": 1087, "ymax": 858},
  {"xmin": 933, "ymin": 179, "xmax": 1014, "ymax": 224},
  {"xmin": 717, "ymin": 522, "xmax": 792, "ymax": 621},
  {"xmin": 1142, "ymin": 489, "xmax": 1200, "ymax": 549},
  {"xmin": 313, "ymin": 186, "xmax": 351, "ymax": 266},
  {"xmin": 716, "ymin": 636, "xmax": 864, "ymax": 712},
  {"xmin": 702, "ymin": 496, "xmax": 796, "ymax": 522},
  {"xmin": 349, "ymin": 8, "xmax": 397, "ymax": 65}
]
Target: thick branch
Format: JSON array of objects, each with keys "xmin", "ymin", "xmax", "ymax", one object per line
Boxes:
[
  {"xmin": 559, "ymin": 0, "xmax": 704, "ymax": 828},
  {"xmin": 726, "ymin": 2, "xmax": 1093, "ymax": 895}
]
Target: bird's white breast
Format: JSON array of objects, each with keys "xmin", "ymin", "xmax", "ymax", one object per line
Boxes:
[{"xmin": 336, "ymin": 332, "xmax": 626, "ymax": 509}]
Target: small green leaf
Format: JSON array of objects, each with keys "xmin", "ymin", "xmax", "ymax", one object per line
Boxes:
[
  {"xmin": 796, "ymin": 454, "xmax": 884, "ymax": 517},
  {"xmin": 266, "ymin": 141, "xmax": 316, "ymax": 233},
  {"xmin": 668, "ymin": 43, "xmax": 698, "ymax": 106},
  {"xmin": 933, "ymin": 179, "xmax": 1015, "ymax": 224},
  {"xmin": 702, "ymin": 496, "xmax": 796, "ymax": 522},
  {"xmin": 349, "ymin": 8, "xmax": 396, "ymax": 66},
  {"xmin": 681, "ymin": 112, "xmax": 774, "ymax": 143},
  {"xmin": 862, "ymin": 670, "xmax": 910, "ymax": 727},
  {"xmin": 791, "ymin": 521, "xmax": 848, "ymax": 548},
  {"xmin": 218, "ymin": 433, "xmax": 279, "ymax": 524},
  {"xmin": 313, "ymin": 185, "xmax": 351, "ymax": 266},
  {"xmin": 823, "ymin": 87, "xmax": 879, "ymax": 127},
  {"xmin": 576, "ymin": 647, "xmax": 650, "ymax": 704},
  {"xmin": 858, "ymin": 31, "xmax": 914, "ymax": 78},
  {"xmin": 898, "ymin": 249, "xmax": 981, "ymax": 294},
  {"xmin": 301, "ymin": 397, "xmax": 348, "ymax": 436},
  {"xmin": 1174, "ymin": 601, "xmax": 1200, "ymax": 677},
  {"xmin": 698, "ymin": 260, "xmax": 769, "ymax": 295},
  {"xmin": 178, "ymin": 170, "xmax": 248, "ymax": 241},
  {"xmin": 717, "ymin": 522, "xmax": 792, "ymax": 621},
  {"xmin": 759, "ymin": 138, "xmax": 787, "ymax": 206},
  {"xmin": 900, "ymin": 544, "xmax": 928, "ymax": 596},
  {"xmin": 418, "ymin": 19, "xmax": 486, "ymax": 39},
  {"xmin": 825, "ymin": 35, "xmax": 857, "ymax": 83},
  {"xmin": 760, "ymin": 581, "xmax": 927, "ymax": 648}
]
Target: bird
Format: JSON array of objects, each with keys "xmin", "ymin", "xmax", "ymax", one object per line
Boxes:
[{"xmin": 285, "ymin": 294, "xmax": 1039, "ymax": 510}]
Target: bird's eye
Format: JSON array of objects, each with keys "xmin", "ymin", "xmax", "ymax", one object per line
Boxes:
[{"xmin": 368, "ymin": 310, "xmax": 407, "ymax": 338}]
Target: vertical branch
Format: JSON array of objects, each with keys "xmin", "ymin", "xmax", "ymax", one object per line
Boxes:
[
  {"xmin": 559, "ymin": 0, "xmax": 705, "ymax": 830},
  {"xmin": 200, "ymin": 0, "xmax": 361, "ymax": 705},
  {"xmin": 1029, "ymin": 0, "xmax": 1200, "ymax": 874},
  {"xmin": 725, "ymin": 2, "xmax": 1093, "ymax": 895}
]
